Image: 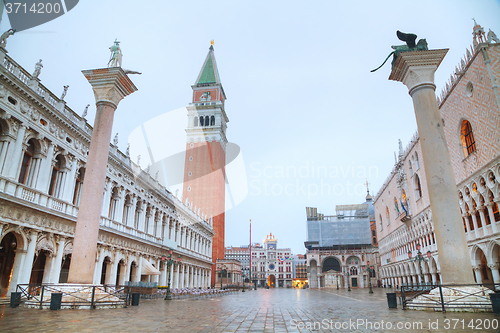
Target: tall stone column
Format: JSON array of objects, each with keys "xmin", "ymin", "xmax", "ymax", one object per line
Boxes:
[
  {"xmin": 49, "ymin": 236, "xmax": 66, "ymax": 283},
  {"xmin": 389, "ymin": 49, "xmax": 475, "ymax": 284},
  {"xmin": 68, "ymin": 68, "xmax": 137, "ymax": 284},
  {"xmin": 19, "ymin": 230, "xmax": 39, "ymax": 285}
]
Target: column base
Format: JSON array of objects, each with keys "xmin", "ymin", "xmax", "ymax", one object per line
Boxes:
[{"xmin": 407, "ymin": 286, "xmax": 494, "ymax": 312}]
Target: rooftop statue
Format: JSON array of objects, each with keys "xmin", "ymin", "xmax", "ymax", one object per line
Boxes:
[
  {"xmin": 371, "ymin": 30, "xmax": 428, "ymax": 73},
  {"xmin": 0, "ymin": 29, "xmax": 15, "ymax": 49},
  {"xmin": 32, "ymin": 59, "xmax": 43, "ymax": 78}
]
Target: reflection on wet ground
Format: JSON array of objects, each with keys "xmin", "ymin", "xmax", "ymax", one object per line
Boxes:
[{"xmin": 0, "ymin": 287, "xmax": 499, "ymax": 332}]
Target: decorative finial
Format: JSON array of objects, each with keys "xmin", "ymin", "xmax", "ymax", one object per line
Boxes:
[
  {"xmin": 32, "ymin": 59, "xmax": 43, "ymax": 79},
  {"xmin": 108, "ymin": 39, "xmax": 122, "ymax": 67},
  {"xmin": 211, "ymin": 39, "xmax": 214, "ymax": 46},
  {"xmin": 137, "ymin": 154, "xmax": 141, "ymax": 165},
  {"xmin": 472, "ymin": 18, "xmax": 477, "ymax": 26},
  {"xmin": 364, "ymin": 178, "xmax": 371, "ymax": 194},
  {"xmin": 126, "ymin": 143, "xmax": 130, "ymax": 158},
  {"xmin": 113, "ymin": 133, "xmax": 118, "ymax": 145},
  {"xmin": 60, "ymin": 85, "xmax": 69, "ymax": 100}
]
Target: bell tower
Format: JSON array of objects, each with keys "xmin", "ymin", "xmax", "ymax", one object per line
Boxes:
[{"xmin": 183, "ymin": 42, "xmax": 228, "ymax": 286}]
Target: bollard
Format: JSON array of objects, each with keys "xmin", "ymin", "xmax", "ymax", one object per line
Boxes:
[
  {"xmin": 131, "ymin": 292, "xmax": 140, "ymax": 306},
  {"xmin": 10, "ymin": 292, "xmax": 21, "ymax": 308},
  {"xmin": 50, "ymin": 293, "xmax": 63, "ymax": 311},
  {"xmin": 490, "ymin": 293, "xmax": 500, "ymax": 314},
  {"xmin": 387, "ymin": 292, "xmax": 397, "ymax": 309}
]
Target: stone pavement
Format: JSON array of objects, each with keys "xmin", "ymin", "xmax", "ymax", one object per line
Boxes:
[{"xmin": 1, "ymin": 287, "xmax": 499, "ymax": 332}]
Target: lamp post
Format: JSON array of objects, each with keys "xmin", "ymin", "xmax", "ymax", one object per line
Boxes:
[
  {"xmin": 162, "ymin": 249, "xmax": 181, "ymax": 300},
  {"xmin": 242, "ymin": 269, "xmax": 246, "ymax": 292},
  {"xmin": 336, "ymin": 274, "xmax": 339, "ymax": 290},
  {"xmin": 343, "ymin": 271, "xmax": 351, "ymax": 291},
  {"xmin": 365, "ymin": 261, "xmax": 375, "ymax": 294},
  {"xmin": 408, "ymin": 243, "xmax": 432, "ymax": 285},
  {"xmin": 217, "ymin": 264, "xmax": 227, "ymax": 290}
]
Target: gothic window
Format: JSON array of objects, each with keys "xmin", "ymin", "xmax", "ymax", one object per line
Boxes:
[
  {"xmin": 460, "ymin": 120, "xmax": 476, "ymax": 157},
  {"xmin": 408, "ymin": 161, "xmax": 413, "ymax": 176},
  {"xmin": 349, "ymin": 266, "xmax": 358, "ymax": 275},
  {"xmin": 204, "ymin": 116, "xmax": 210, "ymax": 126},
  {"xmin": 379, "ymin": 214, "xmax": 383, "ymax": 231},
  {"xmin": 414, "ymin": 152, "xmax": 420, "ymax": 170},
  {"xmin": 18, "ymin": 139, "xmax": 35, "ymax": 184},
  {"xmin": 199, "ymin": 116, "xmax": 204, "ymax": 126},
  {"xmin": 194, "ymin": 117, "xmax": 198, "ymax": 127},
  {"xmin": 73, "ymin": 167, "xmax": 85, "ymax": 205},
  {"xmin": 48, "ymin": 155, "xmax": 65, "ymax": 198},
  {"xmin": 414, "ymin": 174, "xmax": 422, "ymax": 199},
  {"xmin": 472, "ymin": 199, "xmax": 482, "ymax": 228},
  {"xmin": 493, "ymin": 202, "xmax": 500, "ymax": 222},
  {"xmin": 210, "ymin": 115, "xmax": 215, "ymax": 126}
]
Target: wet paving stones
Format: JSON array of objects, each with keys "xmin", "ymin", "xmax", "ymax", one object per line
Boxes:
[{"xmin": 1, "ymin": 288, "xmax": 499, "ymax": 332}]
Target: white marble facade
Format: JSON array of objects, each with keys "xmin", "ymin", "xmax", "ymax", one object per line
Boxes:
[{"xmin": 0, "ymin": 51, "xmax": 213, "ymax": 296}]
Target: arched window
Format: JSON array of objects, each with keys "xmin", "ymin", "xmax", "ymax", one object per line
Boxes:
[
  {"xmin": 210, "ymin": 115, "xmax": 215, "ymax": 126},
  {"xmin": 379, "ymin": 214, "xmax": 383, "ymax": 231},
  {"xmin": 493, "ymin": 202, "xmax": 500, "ymax": 222},
  {"xmin": 414, "ymin": 152, "xmax": 420, "ymax": 170},
  {"xmin": 205, "ymin": 116, "xmax": 210, "ymax": 127},
  {"xmin": 460, "ymin": 120, "xmax": 476, "ymax": 156},
  {"xmin": 194, "ymin": 117, "xmax": 198, "ymax": 127},
  {"xmin": 108, "ymin": 187, "xmax": 120, "ymax": 220},
  {"xmin": 73, "ymin": 167, "xmax": 85, "ymax": 205},
  {"xmin": 18, "ymin": 139, "xmax": 35, "ymax": 184},
  {"xmin": 134, "ymin": 200, "xmax": 142, "ymax": 229},
  {"xmin": 48, "ymin": 155, "xmax": 65, "ymax": 197},
  {"xmin": 199, "ymin": 116, "xmax": 204, "ymax": 126},
  {"xmin": 414, "ymin": 174, "xmax": 422, "ymax": 199},
  {"xmin": 349, "ymin": 266, "xmax": 358, "ymax": 275}
]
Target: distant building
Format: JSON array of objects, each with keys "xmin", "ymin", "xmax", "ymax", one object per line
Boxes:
[
  {"xmin": 293, "ymin": 254, "xmax": 307, "ymax": 288},
  {"xmin": 250, "ymin": 234, "xmax": 293, "ymax": 288},
  {"xmin": 225, "ymin": 245, "xmax": 250, "ymax": 282},
  {"xmin": 305, "ymin": 192, "xmax": 379, "ymax": 289},
  {"xmin": 215, "ymin": 259, "xmax": 242, "ymax": 288}
]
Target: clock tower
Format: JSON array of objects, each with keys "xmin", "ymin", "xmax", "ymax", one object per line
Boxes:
[{"xmin": 183, "ymin": 43, "xmax": 228, "ymax": 286}]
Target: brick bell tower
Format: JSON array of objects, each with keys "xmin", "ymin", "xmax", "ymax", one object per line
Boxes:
[{"xmin": 183, "ymin": 41, "xmax": 228, "ymax": 286}]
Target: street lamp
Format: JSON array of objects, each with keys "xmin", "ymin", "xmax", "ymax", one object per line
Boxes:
[
  {"xmin": 217, "ymin": 264, "xmax": 227, "ymax": 290},
  {"xmin": 343, "ymin": 271, "xmax": 351, "ymax": 291},
  {"xmin": 365, "ymin": 261, "xmax": 375, "ymax": 294},
  {"xmin": 408, "ymin": 243, "xmax": 432, "ymax": 285},
  {"xmin": 336, "ymin": 274, "xmax": 339, "ymax": 290},
  {"xmin": 162, "ymin": 249, "xmax": 181, "ymax": 300},
  {"xmin": 241, "ymin": 269, "xmax": 246, "ymax": 292}
]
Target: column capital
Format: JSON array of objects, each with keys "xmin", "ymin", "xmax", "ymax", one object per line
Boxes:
[
  {"xmin": 82, "ymin": 67, "xmax": 137, "ymax": 108},
  {"xmin": 389, "ymin": 49, "xmax": 449, "ymax": 93}
]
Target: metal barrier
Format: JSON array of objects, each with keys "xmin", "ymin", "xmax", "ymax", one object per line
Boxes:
[
  {"xmin": 401, "ymin": 283, "xmax": 500, "ymax": 313},
  {"xmin": 16, "ymin": 284, "xmax": 132, "ymax": 309}
]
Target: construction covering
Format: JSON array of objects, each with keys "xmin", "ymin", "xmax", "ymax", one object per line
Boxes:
[{"xmin": 305, "ymin": 206, "xmax": 372, "ymax": 247}]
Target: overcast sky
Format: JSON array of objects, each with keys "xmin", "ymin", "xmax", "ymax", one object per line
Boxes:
[{"xmin": 3, "ymin": 0, "xmax": 500, "ymax": 254}]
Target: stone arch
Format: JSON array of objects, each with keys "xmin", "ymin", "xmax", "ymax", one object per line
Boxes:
[
  {"xmin": 309, "ymin": 259, "xmax": 318, "ymax": 289},
  {"xmin": 470, "ymin": 244, "xmax": 487, "ymax": 266},
  {"xmin": 322, "ymin": 256, "xmax": 341, "ymax": 273}
]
